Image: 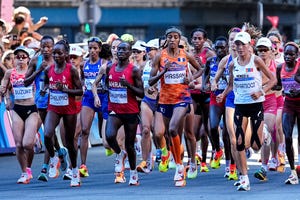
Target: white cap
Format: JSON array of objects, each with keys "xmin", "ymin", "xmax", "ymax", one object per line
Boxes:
[
  {"xmin": 132, "ymin": 40, "xmax": 146, "ymax": 51},
  {"xmin": 27, "ymin": 40, "xmax": 40, "ymax": 49},
  {"xmin": 141, "ymin": 38, "xmax": 159, "ymax": 49},
  {"xmin": 256, "ymin": 37, "xmax": 272, "ymax": 48},
  {"xmin": 14, "ymin": 46, "xmax": 30, "ymax": 57},
  {"xmin": 1, "ymin": 50, "xmax": 14, "ymax": 63},
  {"xmin": 69, "ymin": 45, "xmax": 83, "ymax": 56},
  {"xmin": 234, "ymin": 32, "xmax": 251, "ymax": 44}
]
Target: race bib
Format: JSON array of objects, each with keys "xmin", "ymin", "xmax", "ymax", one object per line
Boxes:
[
  {"xmin": 109, "ymin": 88, "xmax": 127, "ymax": 104},
  {"xmin": 85, "ymin": 78, "xmax": 95, "ymax": 90},
  {"xmin": 14, "ymin": 86, "xmax": 33, "ymax": 100},
  {"xmin": 49, "ymin": 91, "xmax": 69, "ymax": 106},
  {"xmin": 164, "ymin": 70, "xmax": 185, "ymax": 84}
]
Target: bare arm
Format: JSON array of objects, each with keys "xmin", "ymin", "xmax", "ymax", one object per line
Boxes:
[
  {"xmin": 148, "ymin": 53, "xmax": 165, "ymax": 86},
  {"xmin": 255, "ymin": 56, "xmax": 277, "ymax": 94},
  {"xmin": 120, "ymin": 66, "xmax": 144, "ymax": 99},
  {"xmin": 211, "ymin": 55, "xmax": 229, "ymax": 91}
]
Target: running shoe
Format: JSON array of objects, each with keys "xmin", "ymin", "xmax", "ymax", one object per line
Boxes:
[
  {"xmin": 174, "ymin": 164, "xmax": 186, "ymax": 187},
  {"xmin": 115, "ymin": 151, "xmax": 126, "ymax": 173},
  {"xmin": 137, "ymin": 161, "xmax": 150, "ymax": 173},
  {"xmin": 49, "ymin": 156, "xmax": 60, "ymax": 178},
  {"xmin": 211, "ymin": 149, "xmax": 223, "ymax": 169},
  {"xmin": 70, "ymin": 169, "xmax": 81, "ymax": 187},
  {"xmin": 254, "ymin": 167, "xmax": 267, "ymax": 181},
  {"xmin": 26, "ymin": 167, "xmax": 33, "ymax": 179},
  {"xmin": 224, "ymin": 167, "xmax": 230, "ymax": 178},
  {"xmin": 200, "ymin": 163, "xmax": 209, "ymax": 172},
  {"xmin": 63, "ymin": 168, "xmax": 72, "ymax": 180},
  {"xmin": 79, "ymin": 164, "xmax": 89, "ymax": 177},
  {"xmin": 285, "ymin": 172, "xmax": 299, "ymax": 185},
  {"xmin": 268, "ymin": 158, "xmax": 278, "ymax": 171},
  {"xmin": 155, "ymin": 149, "xmax": 162, "ymax": 163},
  {"xmin": 187, "ymin": 163, "xmax": 197, "ymax": 179},
  {"xmin": 37, "ymin": 168, "xmax": 48, "ymax": 182},
  {"xmin": 237, "ymin": 181, "xmax": 250, "ymax": 191},
  {"xmin": 278, "ymin": 150, "xmax": 285, "ymax": 166},
  {"xmin": 237, "ymin": 176, "xmax": 250, "ymax": 191},
  {"xmin": 263, "ymin": 124, "xmax": 271, "ymax": 146},
  {"xmin": 234, "ymin": 178, "xmax": 241, "ymax": 186},
  {"xmin": 105, "ymin": 148, "xmax": 114, "ymax": 157},
  {"xmin": 228, "ymin": 169, "xmax": 238, "ymax": 181},
  {"xmin": 168, "ymin": 153, "xmax": 176, "ymax": 169},
  {"xmin": 195, "ymin": 153, "xmax": 202, "ymax": 165},
  {"xmin": 58, "ymin": 147, "xmax": 69, "ymax": 172},
  {"xmin": 158, "ymin": 151, "xmax": 170, "ymax": 172},
  {"xmin": 115, "ymin": 171, "xmax": 126, "ymax": 184},
  {"xmin": 124, "ymin": 157, "xmax": 130, "ymax": 170},
  {"xmin": 129, "ymin": 170, "xmax": 139, "ymax": 186},
  {"xmin": 17, "ymin": 172, "xmax": 30, "ymax": 184}
]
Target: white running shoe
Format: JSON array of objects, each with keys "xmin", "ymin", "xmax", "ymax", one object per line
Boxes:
[
  {"xmin": 63, "ymin": 168, "xmax": 73, "ymax": 180},
  {"xmin": 174, "ymin": 164, "xmax": 185, "ymax": 181},
  {"xmin": 129, "ymin": 170, "xmax": 139, "ymax": 186},
  {"xmin": 17, "ymin": 173, "xmax": 30, "ymax": 184},
  {"xmin": 224, "ymin": 167, "xmax": 230, "ymax": 178},
  {"xmin": 237, "ymin": 176, "xmax": 250, "ymax": 191},
  {"xmin": 285, "ymin": 172, "xmax": 299, "ymax": 185},
  {"xmin": 49, "ymin": 156, "xmax": 60, "ymax": 178},
  {"xmin": 115, "ymin": 151, "xmax": 126, "ymax": 173},
  {"xmin": 268, "ymin": 158, "xmax": 278, "ymax": 171},
  {"xmin": 70, "ymin": 168, "xmax": 81, "ymax": 187}
]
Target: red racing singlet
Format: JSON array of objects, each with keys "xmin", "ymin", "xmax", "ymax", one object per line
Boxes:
[
  {"xmin": 47, "ymin": 63, "xmax": 78, "ymax": 114},
  {"xmin": 108, "ymin": 63, "xmax": 139, "ymax": 114},
  {"xmin": 281, "ymin": 61, "xmax": 300, "ymax": 101}
]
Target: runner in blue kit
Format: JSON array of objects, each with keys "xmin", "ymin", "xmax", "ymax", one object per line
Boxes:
[{"xmin": 79, "ymin": 37, "xmax": 109, "ymax": 177}]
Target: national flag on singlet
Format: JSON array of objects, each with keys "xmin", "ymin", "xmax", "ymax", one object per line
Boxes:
[{"xmin": 246, "ymin": 68, "xmax": 253, "ymax": 72}]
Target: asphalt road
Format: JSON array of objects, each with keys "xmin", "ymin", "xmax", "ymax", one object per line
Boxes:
[{"xmin": 1, "ymin": 145, "xmax": 300, "ymax": 200}]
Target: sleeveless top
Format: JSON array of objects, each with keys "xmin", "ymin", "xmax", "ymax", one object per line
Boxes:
[
  {"xmin": 159, "ymin": 48, "xmax": 190, "ymax": 104},
  {"xmin": 10, "ymin": 68, "xmax": 34, "ymax": 100},
  {"xmin": 48, "ymin": 63, "xmax": 77, "ymax": 114},
  {"xmin": 108, "ymin": 63, "xmax": 139, "ymax": 114},
  {"xmin": 233, "ymin": 54, "xmax": 265, "ymax": 104},
  {"xmin": 34, "ymin": 55, "xmax": 49, "ymax": 108},
  {"xmin": 281, "ymin": 61, "xmax": 300, "ymax": 100},
  {"xmin": 83, "ymin": 59, "xmax": 103, "ymax": 91}
]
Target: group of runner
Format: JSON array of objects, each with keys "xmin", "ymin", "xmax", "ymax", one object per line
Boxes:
[{"xmin": 1, "ymin": 21, "xmax": 300, "ymax": 191}]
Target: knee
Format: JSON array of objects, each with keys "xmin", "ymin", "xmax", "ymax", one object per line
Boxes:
[
  {"xmin": 23, "ymin": 143, "xmax": 34, "ymax": 151},
  {"xmin": 81, "ymin": 126, "xmax": 90, "ymax": 137},
  {"xmin": 142, "ymin": 126, "xmax": 151, "ymax": 138}
]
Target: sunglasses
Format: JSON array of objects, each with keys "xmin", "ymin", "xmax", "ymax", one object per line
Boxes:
[
  {"xmin": 132, "ymin": 50, "xmax": 142, "ymax": 54},
  {"xmin": 228, "ymin": 27, "xmax": 241, "ymax": 34},
  {"xmin": 70, "ymin": 55, "xmax": 79, "ymax": 59},
  {"xmin": 256, "ymin": 48, "xmax": 270, "ymax": 53},
  {"xmin": 16, "ymin": 55, "xmax": 28, "ymax": 60},
  {"xmin": 88, "ymin": 37, "xmax": 102, "ymax": 43}
]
